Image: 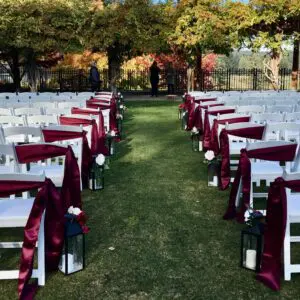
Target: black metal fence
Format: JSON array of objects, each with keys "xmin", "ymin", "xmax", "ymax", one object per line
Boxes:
[{"xmin": 0, "ymin": 67, "xmax": 299, "ymax": 93}]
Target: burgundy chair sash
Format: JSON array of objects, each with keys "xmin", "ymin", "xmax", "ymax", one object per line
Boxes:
[
  {"xmin": 87, "ymin": 100, "xmax": 119, "ymax": 140},
  {"xmin": 186, "ymin": 101, "xmax": 196, "ymax": 131},
  {"xmin": 71, "ymin": 107, "xmax": 100, "ymax": 116},
  {"xmin": 0, "ymin": 177, "xmax": 74, "ymax": 299},
  {"xmin": 200, "ymin": 103, "xmax": 224, "ymax": 109},
  {"xmin": 257, "ymin": 178, "xmax": 300, "ymax": 291},
  {"xmin": 223, "ymin": 144, "xmax": 297, "ymax": 223},
  {"xmin": 203, "ymin": 108, "xmax": 236, "ymax": 150},
  {"xmin": 59, "ymin": 116, "xmax": 109, "ymax": 155},
  {"xmin": 209, "ymin": 116, "xmax": 251, "ymax": 155},
  {"xmin": 42, "ymin": 129, "xmax": 93, "ymax": 187},
  {"xmin": 219, "ymin": 125, "xmax": 265, "ymax": 190},
  {"xmin": 194, "ymin": 97, "xmax": 217, "ymax": 104},
  {"xmin": 15, "ymin": 144, "xmax": 82, "ymax": 211}
]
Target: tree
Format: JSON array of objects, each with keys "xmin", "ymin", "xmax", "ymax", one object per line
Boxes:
[
  {"xmin": 0, "ymin": 0, "xmax": 88, "ymax": 91},
  {"xmin": 87, "ymin": 0, "xmax": 173, "ymax": 91},
  {"xmin": 227, "ymin": 0, "xmax": 300, "ymax": 90},
  {"xmin": 170, "ymin": 0, "xmax": 233, "ymax": 91}
]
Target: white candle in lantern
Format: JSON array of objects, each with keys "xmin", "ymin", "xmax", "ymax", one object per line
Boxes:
[
  {"xmin": 245, "ymin": 249, "xmax": 257, "ymax": 270},
  {"xmin": 59, "ymin": 254, "xmax": 74, "ymax": 274}
]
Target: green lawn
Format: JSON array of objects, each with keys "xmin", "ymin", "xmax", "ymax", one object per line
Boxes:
[{"xmin": 1, "ymin": 101, "xmax": 300, "ymax": 299}]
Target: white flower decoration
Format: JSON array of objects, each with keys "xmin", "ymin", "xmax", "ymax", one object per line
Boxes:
[
  {"xmin": 204, "ymin": 150, "xmax": 215, "ymax": 161},
  {"xmin": 110, "ymin": 130, "xmax": 116, "ymax": 137},
  {"xmin": 96, "ymin": 154, "xmax": 105, "ymax": 166},
  {"xmin": 67, "ymin": 206, "xmax": 74, "ymax": 214},
  {"xmin": 191, "ymin": 126, "xmax": 199, "ymax": 134},
  {"xmin": 73, "ymin": 207, "xmax": 82, "ymax": 216},
  {"xmin": 119, "ymin": 105, "xmax": 124, "ymax": 109}
]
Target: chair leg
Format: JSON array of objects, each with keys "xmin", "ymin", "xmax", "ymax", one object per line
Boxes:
[
  {"xmin": 250, "ymin": 179, "xmax": 254, "ymax": 209},
  {"xmin": 37, "ymin": 212, "xmax": 45, "ymax": 286},
  {"xmin": 284, "ymin": 220, "xmax": 291, "ymax": 281}
]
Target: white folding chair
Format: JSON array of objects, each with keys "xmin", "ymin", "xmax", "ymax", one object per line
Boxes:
[
  {"xmin": 0, "ymin": 115, "xmax": 26, "ymax": 127},
  {"xmin": 251, "ymin": 113, "xmax": 285, "ymax": 124},
  {"xmin": 248, "ymin": 141, "xmax": 296, "ymax": 213},
  {"xmin": 0, "ymin": 144, "xmax": 20, "ymax": 173},
  {"xmin": 0, "ymin": 108, "xmax": 13, "ymax": 116},
  {"xmin": 2, "ymin": 126, "xmax": 44, "ymax": 144},
  {"xmin": 42, "ymin": 125, "xmax": 83, "ymax": 188},
  {"xmin": 236, "ymin": 105, "xmax": 265, "ymax": 114},
  {"xmin": 266, "ymin": 105, "xmax": 294, "ymax": 114},
  {"xmin": 57, "ymin": 102, "xmax": 84, "ymax": 109},
  {"xmin": 31, "ymin": 102, "xmax": 57, "ymax": 109},
  {"xmin": 44, "ymin": 108, "xmax": 71, "ymax": 115},
  {"xmin": 285, "ymin": 112, "xmax": 300, "ymax": 122},
  {"xmin": 283, "ymin": 172, "xmax": 300, "ymax": 280},
  {"xmin": 14, "ymin": 107, "xmax": 42, "ymax": 116},
  {"xmin": 26, "ymin": 115, "xmax": 59, "ymax": 126},
  {"xmin": 0, "ymin": 172, "xmax": 46, "ymax": 285}
]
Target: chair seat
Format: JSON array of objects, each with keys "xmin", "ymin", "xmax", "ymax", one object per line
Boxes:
[
  {"xmin": 229, "ymin": 142, "xmax": 246, "ymax": 154},
  {"xmin": 0, "ymin": 198, "xmax": 34, "ymax": 227},
  {"xmin": 29, "ymin": 165, "xmax": 64, "ymax": 187}
]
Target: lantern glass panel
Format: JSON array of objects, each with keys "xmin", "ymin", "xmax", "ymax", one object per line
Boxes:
[
  {"xmin": 192, "ymin": 134, "xmax": 199, "ymax": 152},
  {"xmin": 207, "ymin": 160, "xmax": 219, "ymax": 187},
  {"xmin": 89, "ymin": 162, "xmax": 104, "ymax": 190},
  {"xmin": 59, "ymin": 234, "xmax": 84, "ymax": 275},
  {"xmin": 241, "ymin": 226, "xmax": 263, "ymax": 272}
]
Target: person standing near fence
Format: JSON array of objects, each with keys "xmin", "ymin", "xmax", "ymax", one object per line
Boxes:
[
  {"xmin": 150, "ymin": 61, "xmax": 160, "ymax": 97},
  {"xmin": 89, "ymin": 61, "xmax": 101, "ymax": 92},
  {"xmin": 166, "ymin": 62, "xmax": 175, "ymax": 94}
]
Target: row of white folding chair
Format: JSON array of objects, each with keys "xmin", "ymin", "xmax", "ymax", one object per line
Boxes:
[
  {"xmin": 0, "ymin": 101, "xmax": 87, "ymax": 110},
  {"xmin": 0, "ymin": 115, "xmax": 59, "ymax": 127}
]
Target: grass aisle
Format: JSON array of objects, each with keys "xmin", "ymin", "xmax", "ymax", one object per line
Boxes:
[{"xmin": 1, "ymin": 101, "xmax": 300, "ymax": 299}]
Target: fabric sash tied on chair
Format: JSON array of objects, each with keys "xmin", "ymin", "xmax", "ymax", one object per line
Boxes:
[
  {"xmin": 219, "ymin": 124, "xmax": 265, "ymax": 190},
  {"xmin": 209, "ymin": 116, "xmax": 251, "ymax": 156},
  {"xmin": 257, "ymin": 177, "xmax": 300, "ymax": 291},
  {"xmin": 223, "ymin": 143, "xmax": 297, "ymax": 223},
  {"xmin": 59, "ymin": 116, "xmax": 109, "ymax": 155},
  {"xmin": 42, "ymin": 128, "xmax": 93, "ymax": 187},
  {"xmin": 203, "ymin": 108, "xmax": 236, "ymax": 150}
]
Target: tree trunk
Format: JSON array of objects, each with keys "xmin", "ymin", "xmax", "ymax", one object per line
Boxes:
[
  {"xmin": 25, "ymin": 50, "xmax": 39, "ymax": 92},
  {"xmin": 194, "ymin": 50, "xmax": 202, "ymax": 91},
  {"xmin": 263, "ymin": 51, "xmax": 282, "ymax": 91},
  {"xmin": 107, "ymin": 48, "xmax": 121, "ymax": 93},
  {"xmin": 291, "ymin": 39, "xmax": 299, "ymax": 91},
  {"xmin": 10, "ymin": 50, "xmax": 21, "ymax": 92},
  {"xmin": 187, "ymin": 66, "xmax": 194, "ymax": 92}
]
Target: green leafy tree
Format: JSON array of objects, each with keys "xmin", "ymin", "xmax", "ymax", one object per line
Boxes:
[
  {"xmin": 227, "ymin": 0, "xmax": 300, "ymax": 90},
  {"xmin": 87, "ymin": 0, "xmax": 174, "ymax": 91},
  {"xmin": 170, "ymin": 0, "xmax": 233, "ymax": 91},
  {"xmin": 0, "ymin": 0, "xmax": 88, "ymax": 91}
]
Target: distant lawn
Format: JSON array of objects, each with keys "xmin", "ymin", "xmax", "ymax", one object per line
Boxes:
[{"xmin": 1, "ymin": 101, "xmax": 300, "ymax": 299}]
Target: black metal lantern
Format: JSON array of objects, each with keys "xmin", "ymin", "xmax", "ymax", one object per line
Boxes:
[
  {"xmin": 181, "ymin": 111, "xmax": 187, "ymax": 130},
  {"xmin": 191, "ymin": 133, "xmax": 200, "ymax": 152},
  {"xmin": 241, "ymin": 224, "xmax": 264, "ymax": 272},
  {"xmin": 207, "ymin": 159, "xmax": 220, "ymax": 187},
  {"xmin": 117, "ymin": 118, "xmax": 123, "ymax": 140},
  {"xmin": 59, "ymin": 214, "xmax": 85, "ymax": 275},
  {"xmin": 106, "ymin": 134, "xmax": 116, "ymax": 156},
  {"xmin": 89, "ymin": 158, "xmax": 104, "ymax": 190}
]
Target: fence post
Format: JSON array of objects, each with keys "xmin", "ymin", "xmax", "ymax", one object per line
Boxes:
[
  {"xmin": 59, "ymin": 69, "xmax": 62, "ymax": 92},
  {"xmin": 253, "ymin": 68, "xmax": 258, "ymax": 90}
]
